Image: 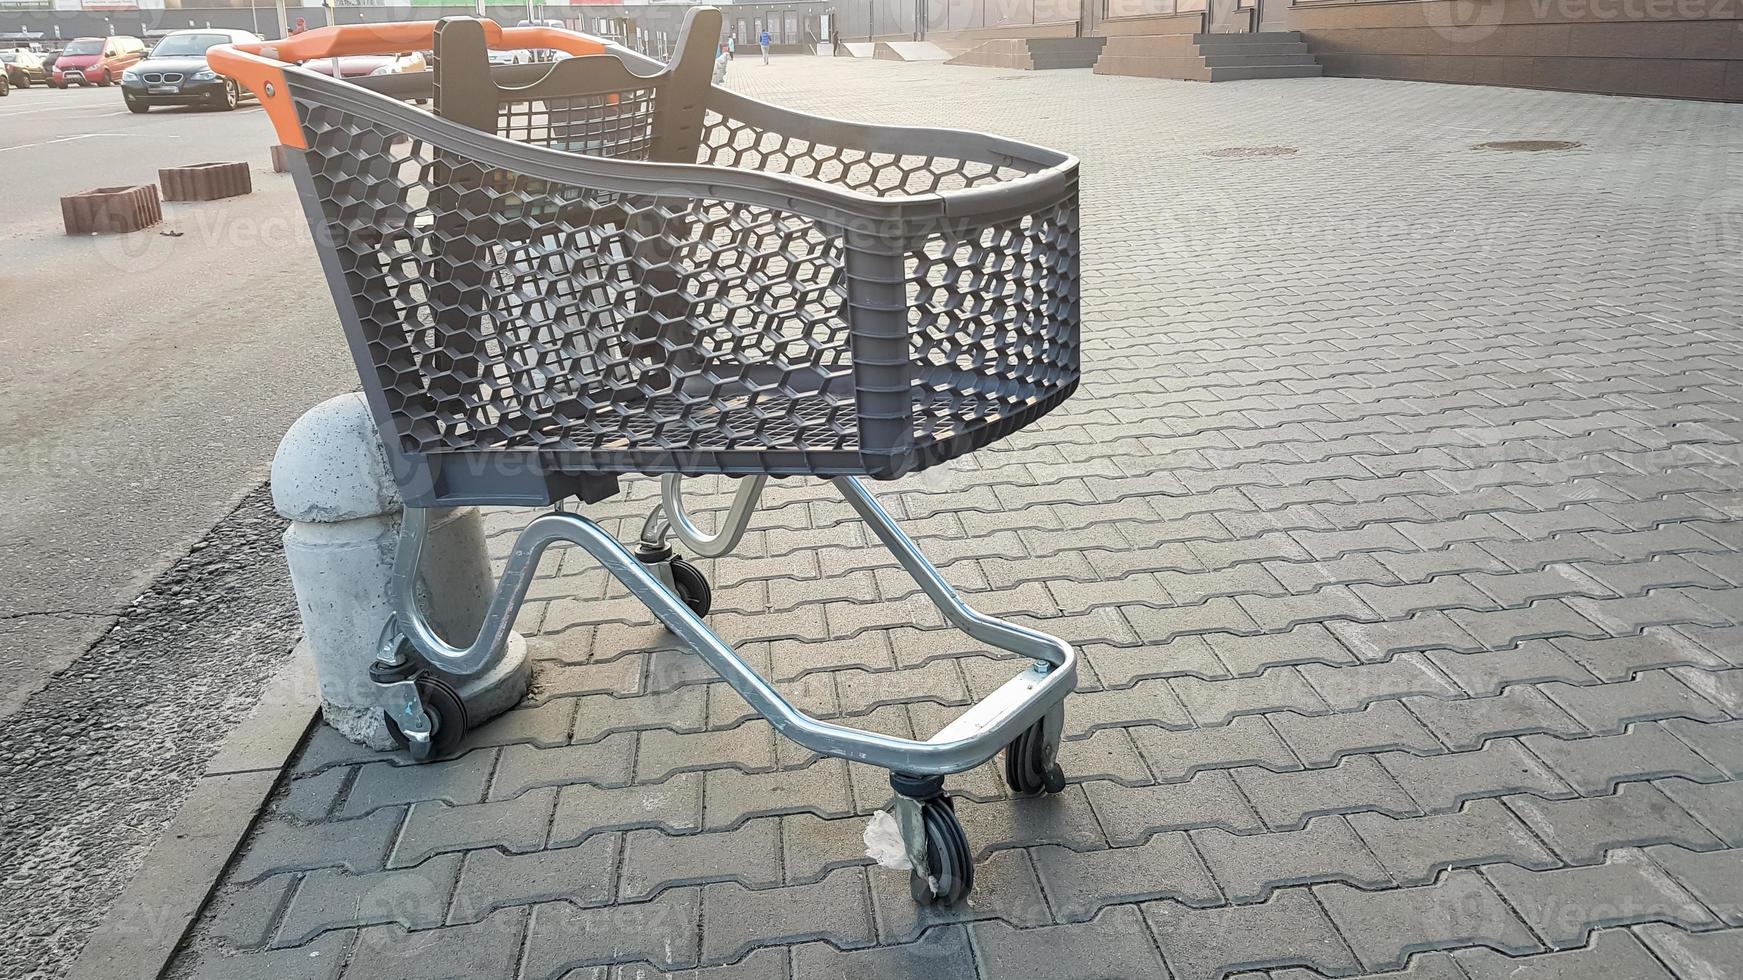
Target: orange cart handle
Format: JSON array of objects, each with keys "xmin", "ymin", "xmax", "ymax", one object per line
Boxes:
[{"xmin": 208, "ymin": 21, "xmax": 608, "ymax": 150}]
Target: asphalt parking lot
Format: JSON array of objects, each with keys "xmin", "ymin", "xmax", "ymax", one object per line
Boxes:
[
  {"xmin": 0, "ymin": 83, "xmax": 356, "ymax": 716},
  {"xmin": 0, "ymin": 80, "xmax": 354, "ymax": 980}
]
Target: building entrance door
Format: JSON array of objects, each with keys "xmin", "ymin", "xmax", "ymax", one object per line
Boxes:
[
  {"xmin": 1206, "ymin": 0, "xmax": 1251, "ymax": 32},
  {"xmin": 1254, "ymin": 0, "xmax": 1288, "ymax": 31}
]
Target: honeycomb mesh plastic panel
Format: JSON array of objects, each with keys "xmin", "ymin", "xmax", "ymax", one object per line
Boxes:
[
  {"xmin": 698, "ymin": 109, "xmax": 1027, "ymax": 197},
  {"xmin": 496, "ymin": 88, "xmax": 657, "ymax": 159},
  {"xmin": 908, "ymin": 196, "xmax": 1080, "ymax": 445},
  {"xmin": 291, "ymin": 90, "xmax": 1079, "ymax": 482}
]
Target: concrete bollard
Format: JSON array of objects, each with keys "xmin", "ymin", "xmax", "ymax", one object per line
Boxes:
[{"xmin": 271, "ymin": 393, "xmax": 529, "ymax": 749}]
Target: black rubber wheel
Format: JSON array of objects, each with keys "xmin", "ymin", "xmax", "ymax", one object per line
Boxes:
[
  {"xmin": 908, "ymin": 797, "xmax": 974, "ymax": 906},
  {"xmin": 1003, "ymin": 718, "xmax": 1067, "ymax": 796},
  {"xmin": 668, "ymin": 558, "xmax": 711, "ymax": 617},
  {"xmin": 124, "ymin": 95, "xmax": 148, "ymax": 114},
  {"xmin": 382, "ymin": 673, "xmax": 469, "ymax": 761},
  {"xmin": 215, "ymin": 79, "xmax": 238, "ymax": 111}
]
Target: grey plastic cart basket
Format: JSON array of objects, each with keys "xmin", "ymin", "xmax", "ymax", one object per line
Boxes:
[
  {"xmin": 250, "ymin": 11, "xmax": 1078, "ymax": 508},
  {"xmin": 211, "ymin": 6, "xmax": 1081, "ymax": 907}
]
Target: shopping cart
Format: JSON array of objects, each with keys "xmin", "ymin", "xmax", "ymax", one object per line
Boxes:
[{"xmin": 211, "ymin": 6, "xmax": 1081, "ymax": 905}]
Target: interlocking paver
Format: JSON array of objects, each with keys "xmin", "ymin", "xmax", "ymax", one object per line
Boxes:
[
  {"xmin": 1171, "ymin": 668, "xmax": 1328, "ymax": 726},
  {"xmin": 1085, "ymin": 769, "xmax": 1266, "ymax": 844},
  {"xmin": 1192, "ymin": 816, "xmax": 1390, "ymax": 902},
  {"xmin": 1662, "ymin": 716, "xmax": 1743, "ymax": 779},
  {"xmin": 791, "ymin": 926, "xmax": 971, "ymax": 980},
  {"xmin": 1031, "ymin": 831, "xmax": 1219, "ymax": 921},
  {"xmin": 700, "ymin": 869, "xmax": 873, "ymax": 964},
  {"xmin": 1299, "ymin": 654, "xmax": 1460, "ymax": 711},
  {"xmin": 1422, "ymin": 642, "xmax": 1594, "ymax": 697},
  {"xmin": 1503, "ymin": 782, "xmax": 1724, "ymax": 864},
  {"xmin": 702, "ymin": 757, "xmax": 854, "ymax": 829},
  {"xmin": 1522, "ymin": 724, "xmax": 1727, "ymax": 795},
  {"xmin": 1346, "ymin": 799, "xmax": 1556, "ymax": 884},
  {"xmin": 549, "ymin": 770, "xmax": 704, "ymax": 843},
  {"xmin": 1144, "ymin": 889, "xmax": 1361, "ymax": 980},
  {"xmin": 345, "ymin": 908, "xmax": 525, "ymax": 980},
  {"xmin": 449, "ymin": 834, "xmax": 618, "ymax": 922},
  {"xmin": 339, "ymin": 751, "xmax": 494, "ymax": 817},
  {"xmin": 1130, "ymin": 712, "xmax": 1300, "ymax": 776},
  {"xmin": 1379, "ymin": 739, "xmax": 1572, "ymax": 811},
  {"xmin": 1316, "ymin": 870, "xmax": 1540, "ymax": 970},
  {"xmin": 1269, "ymin": 700, "xmax": 1443, "ymax": 767},
  {"xmin": 160, "ymin": 56, "xmax": 1743, "ymax": 980},
  {"xmin": 619, "ymin": 820, "xmax": 781, "ymax": 900},
  {"xmin": 276, "ymin": 854, "xmax": 461, "ymax": 946},
  {"xmin": 973, "ymin": 905, "xmax": 1165, "ymax": 980},
  {"xmin": 1644, "ymin": 845, "xmax": 1743, "ymax": 925},
  {"xmin": 1234, "ymin": 756, "xmax": 1420, "ymax": 830},
  {"xmin": 392, "ymin": 788, "xmax": 556, "ymax": 866},
  {"xmin": 1539, "ymin": 670, "xmax": 1727, "ymax": 734},
  {"xmin": 201, "ymin": 874, "xmax": 296, "ymax": 950},
  {"xmin": 489, "ymin": 735, "xmax": 637, "ymax": 799},
  {"xmin": 1641, "ymin": 926, "xmax": 1743, "ymax": 980},
  {"xmin": 1452, "ymin": 928, "xmax": 1673, "ymax": 980},
  {"xmin": 231, "ymin": 809, "xmax": 402, "ymax": 883},
  {"xmin": 521, "ymin": 890, "xmax": 700, "ymax": 976},
  {"xmin": 1484, "ymin": 849, "xmax": 1716, "ymax": 948},
  {"xmin": 187, "ymin": 931, "xmax": 350, "ymax": 980}
]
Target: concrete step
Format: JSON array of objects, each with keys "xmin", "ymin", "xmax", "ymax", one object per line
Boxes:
[
  {"xmin": 1206, "ymin": 63, "xmax": 1323, "ymax": 80},
  {"xmin": 1195, "ymin": 42, "xmax": 1311, "ymax": 57},
  {"xmin": 1201, "ymin": 54, "xmax": 1320, "ymax": 67},
  {"xmin": 948, "ymin": 36, "xmax": 1105, "ymax": 70},
  {"xmin": 1192, "ymin": 31, "xmax": 1302, "ymax": 42}
]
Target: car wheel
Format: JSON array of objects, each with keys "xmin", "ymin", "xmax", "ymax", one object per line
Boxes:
[
  {"xmin": 97, "ymin": 70, "xmax": 112, "ymax": 87},
  {"xmin": 125, "ymin": 94, "xmax": 148, "ymax": 114},
  {"xmin": 217, "ymin": 79, "xmax": 238, "ymax": 111},
  {"xmin": 15, "ymin": 74, "xmax": 28, "ymax": 89},
  {"xmin": 0, "ymin": 77, "xmax": 9, "ymax": 97}
]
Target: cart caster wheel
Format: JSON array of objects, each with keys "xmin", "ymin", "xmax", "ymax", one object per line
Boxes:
[
  {"xmin": 668, "ymin": 557, "xmax": 711, "ymax": 617},
  {"xmin": 1003, "ymin": 717, "xmax": 1067, "ymax": 796},
  {"xmin": 383, "ymin": 673, "xmax": 469, "ymax": 762},
  {"xmin": 909, "ymin": 796, "xmax": 974, "ymax": 906}
]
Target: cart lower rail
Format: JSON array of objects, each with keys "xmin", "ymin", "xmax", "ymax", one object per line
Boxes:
[{"xmin": 375, "ymin": 475, "xmax": 1075, "ymax": 906}]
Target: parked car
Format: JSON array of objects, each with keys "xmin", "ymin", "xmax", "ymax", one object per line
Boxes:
[
  {"xmin": 53, "ymin": 35, "xmax": 146, "ymax": 88},
  {"xmin": 0, "ymin": 49, "xmax": 46, "ymax": 88},
  {"xmin": 119, "ymin": 29, "xmax": 259, "ymax": 112}
]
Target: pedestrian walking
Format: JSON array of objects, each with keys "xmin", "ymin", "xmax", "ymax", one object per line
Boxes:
[
  {"xmin": 726, "ymin": 35, "xmax": 735, "ymax": 60},
  {"xmin": 759, "ymin": 27, "xmax": 769, "ymax": 64}
]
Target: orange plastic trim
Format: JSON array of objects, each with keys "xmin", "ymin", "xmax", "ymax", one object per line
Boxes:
[{"xmin": 208, "ymin": 21, "xmax": 610, "ymax": 150}]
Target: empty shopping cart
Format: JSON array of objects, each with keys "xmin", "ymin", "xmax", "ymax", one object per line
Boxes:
[{"xmin": 211, "ymin": 6, "xmax": 1082, "ymax": 905}]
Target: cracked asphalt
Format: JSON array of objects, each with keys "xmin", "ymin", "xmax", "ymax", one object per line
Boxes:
[{"xmin": 0, "ymin": 487, "xmax": 301, "ymax": 980}]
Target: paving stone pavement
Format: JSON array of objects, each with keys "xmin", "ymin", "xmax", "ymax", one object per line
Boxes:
[{"xmin": 165, "ymin": 56, "xmax": 1743, "ymax": 980}]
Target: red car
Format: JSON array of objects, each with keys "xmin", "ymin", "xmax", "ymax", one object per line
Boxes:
[{"xmin": 52, "ymin": 35, "xmax": 146, "ymax": 88}]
